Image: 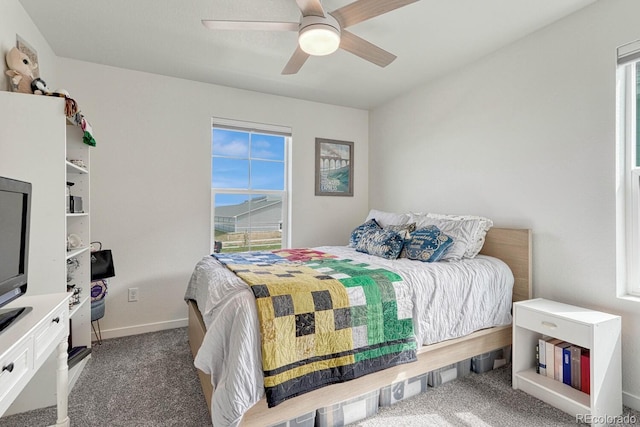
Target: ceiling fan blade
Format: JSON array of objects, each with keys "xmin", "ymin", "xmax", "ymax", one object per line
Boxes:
[
  {"xmin": 339, "ymin": 29, "xmax": 396, "ymax": 67},
  {"xmin": 202, "ymin": 20, "xmax": 299, "ymax": 31},
  {"xmin": 330, "ymin": 0, "xmax": 418, "ymax": 28},
  {"xmin": 282, "ymin": 46, "xmax": 310, "ymax": 75},
  {"xmin": 295, "ymin": 0, "xmax": 325, "ymax": 17}
]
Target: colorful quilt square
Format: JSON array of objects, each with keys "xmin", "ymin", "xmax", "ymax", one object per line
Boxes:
[
  {"xmin": 314, "ymin": 310, "xmax": 335, "ymax": 334},
  {"xmin": 351, "ymin": 325, "xmax": 369, "ymax": 348},
  {"xmin": 252, "ymin": 284, "xmax": 270, "ymax": 298},
  {"xmin": 333, "ymin": 307, "xmax": 352, "ymax": 330},
  {"xmin": 273, "ymin": 248, "xmax": 337, "ymax": 262},
  {"xmin": 351, "ymin": 305, "xmax": 368, "ymax": 326},
  {"xmin": 213, "ymin": 251, "xmax": 285, "ymax": 265},
  {"xmin": 346, "ymin": 286, "xmax": 366, "ymax": 306},
  {"xmin": 295, "ymin": 312, "xmax": 315, "ymax": 337},
  {"xmin": 373, "ymin": 273, "xmax": 397, "ymax": 303},
  {"xmin": 312, "ymin": 290, "xmax": 333, "ymax": 311},
  {"xmin": 272, "ymin": 295, "xmax": 294, "ymax": 317},
  {"xmin": 296, "ymin": 334, "xmax": 315, "ymax": 361}
]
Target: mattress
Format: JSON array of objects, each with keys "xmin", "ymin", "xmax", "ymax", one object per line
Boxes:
[{"xmin": 184, "ymin": 246, "xmax": 514, "ymax": 427}]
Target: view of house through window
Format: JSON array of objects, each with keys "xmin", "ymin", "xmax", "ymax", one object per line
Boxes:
[
  {"xmin": 211, "ymin": 119, "xmax": 290, "ymax": 253},
  {"xmin": 616, "ymin": 41, "xmax": 640, "ymax": 297}
]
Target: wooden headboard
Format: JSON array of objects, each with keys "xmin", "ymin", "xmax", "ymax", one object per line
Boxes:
[{"xmin": 479, "ymin": 227, "xmax": 532, "ymax": 302}]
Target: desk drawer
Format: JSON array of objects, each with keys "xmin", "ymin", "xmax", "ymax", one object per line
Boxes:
[
  {"xmin": 515, "ymin": 307, "xmax": 591, "ymax": 349},
  {"xmin": 33, "ymin": 305, "xmax": 67, "ymax": 364},
  {"xmin": 0, "ymin": 340, "xmax": 32, "ymax": 404}
]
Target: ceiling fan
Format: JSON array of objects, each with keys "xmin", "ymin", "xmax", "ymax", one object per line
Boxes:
[{"xmin": 202, "ymin": 0, "xmax": 419, "ymax": 75}]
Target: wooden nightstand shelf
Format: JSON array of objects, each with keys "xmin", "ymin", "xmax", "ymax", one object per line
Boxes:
[{"xmin": 512, "ymin": 298, "xmax": 621, "ymax": 426}]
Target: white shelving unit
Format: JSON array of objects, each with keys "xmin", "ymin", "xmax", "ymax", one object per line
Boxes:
[
  {"xmin": 512, "ymin": 298, "xmax": 622, "ymax": 426},
  {"xmin": 65, "ymin": 126, "xmax": 91, "ymax": 388},
  {"xmin": 0, "ymin": 91, "xmax": 92, "ymax": 415}
]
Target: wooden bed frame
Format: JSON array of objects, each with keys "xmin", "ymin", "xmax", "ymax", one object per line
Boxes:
[{"xmin": 187, "ymin": 227, "xmax": 532, "ymax": 427}]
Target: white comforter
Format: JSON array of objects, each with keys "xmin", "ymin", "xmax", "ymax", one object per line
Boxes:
[{"xmin": 184, "ymin": 246, "xmax": 514, "ymax": 427}]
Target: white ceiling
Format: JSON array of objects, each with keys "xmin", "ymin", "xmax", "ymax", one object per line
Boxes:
[{"xmin": 19, "ymin": 0, "xmax": 596, "ymax": 110}]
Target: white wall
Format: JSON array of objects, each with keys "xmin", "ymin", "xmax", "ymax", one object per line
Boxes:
[
  {"xmin": 370, "ymin": 0, "xmax": 640, "ymax": 409},
  {"xmin": 0, "ymin": 1, "xmax": 57, "ymax": 91},
  {"xmin": 1, "ymin": 0, "xmax": 369, "ymax": 339},
  {"xmin": 51, "ymin": 59, "xmax": 368, "ymax": 338}
]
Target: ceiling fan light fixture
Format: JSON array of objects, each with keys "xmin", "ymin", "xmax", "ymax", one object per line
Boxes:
[{"xmin": 298, "ymin": 20, "xmax": 341, "ymax": 56}]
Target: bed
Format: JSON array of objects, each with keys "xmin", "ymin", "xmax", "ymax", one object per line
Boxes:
[{"xmin": 185, "ymin": 225, "xmax": 532, "ymax": 427}]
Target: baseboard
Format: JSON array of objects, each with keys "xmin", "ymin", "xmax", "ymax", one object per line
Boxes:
[
  {"xmin": 623, "ymin": 390, "xmax": 640, "ymax": 411},
  {"xmin": 92, "ymin": 318, "xmax": 188, "ymax": 341}
]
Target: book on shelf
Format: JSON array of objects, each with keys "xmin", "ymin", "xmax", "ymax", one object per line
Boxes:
[
  {"xmin": 562, "ymin": 345, "xmax": 572, "ymax": 386},
  {"xmin": 538, "ymin": 338, "xmax": 547, "ymax": 375},
  {"xmin": 537, "ymin": 338, "xmax": 591, "ymax": 395},
  {"xmin": 545, "ymin": 338, "xmax": 562, "ymax": 379},
  {"xmin": 570, "ymin": 345, "xmax": 582, "ymax": 390},
  {"xmin": 580, "ymin": 348, "xmax": 590, "ymax": 395},
  {"xmin": 555, "ymin": 341, "xmax": 571, "ymax": 382}
]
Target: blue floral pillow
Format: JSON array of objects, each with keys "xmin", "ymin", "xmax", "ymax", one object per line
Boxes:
[
  {"xmin": 355, "ymin": 228, "xmax": 405, "ymax": 259},
  {"xmin": 349, "ymin": 219, "xmax": 381, "ymax": 247},
  {"xmin": 404, "ymin": 226, "xmax": 454, "ymax": 262},
  {"xmin": 384, "ymin": 223, "xmax": 416, "ymax": 257}
]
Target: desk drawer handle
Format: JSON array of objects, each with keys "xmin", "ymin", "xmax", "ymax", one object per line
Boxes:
[
  {"xmin": 52, "ymin": 317, "xmax": 60, "ymax": 323},
  {"xmin": 2, "ymin": 363, "xmax": 14, "ymax": 373},
  {"xmin": 541, "ymin": 321, "xmax": 557, "ymax": 329}
]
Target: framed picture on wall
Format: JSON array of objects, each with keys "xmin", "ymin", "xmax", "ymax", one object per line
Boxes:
[
  {"xmin": 16, "ymin": 34, "xmax": 39, "ymax": 78},
  {"xmin": 315, "ymin": 138, "xmax": 354, "ymax": 197}
]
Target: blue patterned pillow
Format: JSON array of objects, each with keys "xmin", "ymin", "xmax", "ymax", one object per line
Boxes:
[
  {"xmin": 404, "ymin": 226, "xmax": 454, "ymax": 262},
  {"xmin": 355, "ymin": 228, "xmax": 404, "ymax": 259},
  {"xmin": 384, "ymin": 223, "xmax": 416, "ymax": 257},
  {"xmin": 349, "ymin": 219, "xmax": 381, "ymax": 247}
]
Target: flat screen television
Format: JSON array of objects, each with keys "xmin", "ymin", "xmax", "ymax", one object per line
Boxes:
[{"xmin": 0, "ymin": 176, "xmax": 32, "ymax": 332}]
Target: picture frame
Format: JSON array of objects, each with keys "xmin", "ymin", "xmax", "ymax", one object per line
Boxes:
[
  {"xmin": 315, "ymin": 138, "xmax": 354, "ymax": 197},
  {"xmin": 16, "ymin": 35, "xmax": 39, "ymax": 79}
]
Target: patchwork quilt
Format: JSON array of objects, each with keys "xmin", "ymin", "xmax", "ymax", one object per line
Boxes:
[{"xmin": 213, "ymin": 248, "xmax": 417, "ymax": 407}]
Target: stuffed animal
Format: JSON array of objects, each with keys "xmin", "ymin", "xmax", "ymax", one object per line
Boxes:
[
  {"xmin": 5, "ymin": 47, "xmax": 37, "ymax": 94},
  {"xmin": 5, "ymin": 47, "xmax": 97, "ymax": 147}
]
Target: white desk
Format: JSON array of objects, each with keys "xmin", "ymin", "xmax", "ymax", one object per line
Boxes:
[{"xmin": 0, "ymin": 293, "xmax": 70, "ymax": 426}]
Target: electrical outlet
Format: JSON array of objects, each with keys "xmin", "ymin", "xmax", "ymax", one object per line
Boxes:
[{"xmin": 128, "ymin": 287, "xmax": 138, "ymax": 302}]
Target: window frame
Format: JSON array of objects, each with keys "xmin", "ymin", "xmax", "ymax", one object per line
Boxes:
[
  {"xmin": 211, "ymin": 118, "xmax": 291, "ymax": 253},
  {"xmin": 616, "ymin": 53, "xmax": 640, "ymax": 298}
]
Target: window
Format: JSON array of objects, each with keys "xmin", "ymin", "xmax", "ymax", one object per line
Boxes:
[
  {"xmin": 211, "ymin": 118, "xmax": 290, "ymax": 253},
  {"xmin": 616, "ymin": 41, "xmax": 640, "ymax": 297}
]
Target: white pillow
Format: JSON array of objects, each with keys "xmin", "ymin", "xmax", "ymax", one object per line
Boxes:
[
  {"xmin": 407, "ymin": 212, "xmax": 427, "ymax": 223},
  {"xmin": 365, "ymin": 209, "xmax": 409, "ymax": 227},
  {"xmin": 426, "ymin": 213, "xmax": 493, "ymax": 258},
  {"xmin": 413, "ymin": 215, "xmax": 493, "ymax": 260}
]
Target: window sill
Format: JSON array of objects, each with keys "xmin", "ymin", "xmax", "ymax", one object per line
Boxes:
[{"xmin": 617, "ymin": 293, "xmax": 640, "ymax": 303}]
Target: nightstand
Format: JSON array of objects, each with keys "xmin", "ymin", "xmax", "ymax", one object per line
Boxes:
[{"xmin": 512, "ymin": 298, "xmax": 621, "ymax": 426}]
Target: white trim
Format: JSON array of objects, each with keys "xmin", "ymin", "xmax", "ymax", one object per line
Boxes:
[
  {"xmin": 618, "ymin": 39, "xmax": 640, "ymax": 65},
  {"xmin": 92, "ymin": 318, "xmax": 188, "ymax": 341},
  {"xmin": 211, "ymin": 123, "xmax": 290, "ymax": 252},
  {"xmin": 212, "ymin": 117, "xmax": 292, "ymax": 136},
  {"xmin": 623, "ymin": 390, "xmax": 640, "ymax": 412},
  {"xmin": 616, "ymin": 60, "xmax": 640, "ymax": 298}
]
